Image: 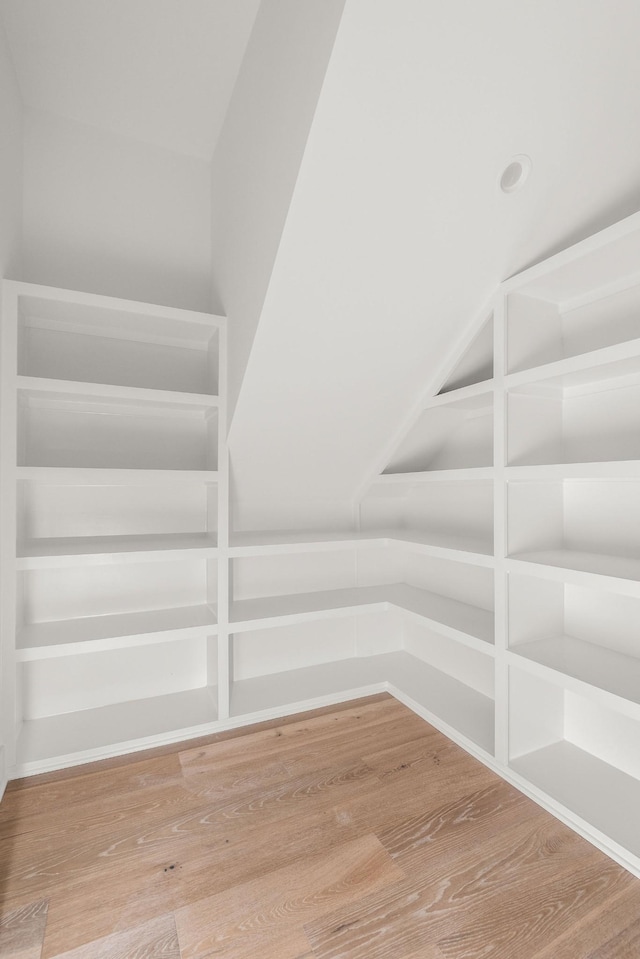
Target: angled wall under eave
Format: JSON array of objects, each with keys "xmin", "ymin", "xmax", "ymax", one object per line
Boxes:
[{"xmin": 210, "ymin": 0, "xmax": 347, "ymax": 424}]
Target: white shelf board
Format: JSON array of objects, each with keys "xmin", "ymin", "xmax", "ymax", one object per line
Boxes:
[
  {"xmin": 11, "ymin": 279, "xmax": 225, "ymax": 331},
  {"xmin": 505, "ymin": 461, "xmax": 640, "ymax": 480},
  {"xmin": 229, "ymin": 529, "xmax": 382, "ymax": 556},
  {"xmin": 424, "ymin": 378, "xmax": 495, "ymax": 409},
  {"xmin": 15, "ymin": 686, "xmax": 218, "ymax": 775},
  {"xmin": 230, "ymin": 586, "xmax": 388, "ymax": 631},
  {"xmin": 17, "ymin": 375, "xmax": 219, "ymax": 412},
  {"xmin": 508, "ymin": 550, "xmax": 640, "ymax": 589},
  {"xmin": 230, "ymin": 583, "xmax": 494, "ymax": 650},
  {"xmin": 17, "ymin": 532, "xmax": 219, "ymax": 568},
  {"xmin": 17, "ymin": 604, "xmax": 218, "ymax": 660},
  {"xmin": 16, "ymin": 466, "xmax": 219, "ymax": 486},
  {"xmin": 511, "ymin": 741, "xmax": 640, "ymax": 862},
  {"xmin": 509, "ymin": 635, "xmax": 640, "ymax": 718},
  {"xmin": 230, "ymin": 650, "xmax": 494, "ymax": 756},
  {"xmin": 383, "ymin": 529, "xmax": 495, "ymax": 566},
  {"xmin": 229, "ymin": 529, "xmax": 493, "ymax": 565},
  {"xmin": 372, "ymin": 467, "xmax": 494, "ymax": 484},
  {"xmin": 505, "ymin": 337, "xmax": 640, "ymax": 389}
]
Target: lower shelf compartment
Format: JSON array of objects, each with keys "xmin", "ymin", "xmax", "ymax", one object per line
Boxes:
[
  {"xmin": 511, "ymin": 741, "xmax": 640, "ymax": 863},
  {"xmin": 230, "ymin": 651, "xmax": 495, "ymax": 756},
  {"xmin": 510, "ymin": 635, "xmax": 640, "ymax": 713},
  {"xmin": 15, "ymin": 685, "xmax": 218, "ymax": 775}
]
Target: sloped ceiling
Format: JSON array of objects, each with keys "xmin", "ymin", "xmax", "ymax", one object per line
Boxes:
[
  {"xmin": 228, "ymin": 0, "xmax": 640, "ymax": 528},
  {"xmin": 0, "ymin": 0, "xmax": 260, "ymax": 158}
]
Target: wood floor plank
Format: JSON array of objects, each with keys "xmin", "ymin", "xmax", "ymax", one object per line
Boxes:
[
  {"xmin": 587, "ymin": 914, "xmax": 640, "ymax": 959},
  {"xmin": 0, "ymin": 898, "xmax": 48, "ymax": 959},
  {"xmin": 174, "ymin": 833, "xmax": 404, "ymax": 959},
  {"xmin": 531, "ymin": 883, "xmax": 640, "ymax": 959},
  {"xmin": 376, "ymin": 779, "xmax": 540, "ymax": 871},
  {"xmin": 304, "ymin": 812, "xmax": 605, "ymax": 959},
  {"xmin": 436, "ymin": 858, "xmax": 635, "ymax": 959},
  {"xmin": 47, "ymin": 914, "xmax": 180, "ymax": 959},
  {"xmin": 0, "ymin": 755, "xmax": 184, "ymax": 826}
]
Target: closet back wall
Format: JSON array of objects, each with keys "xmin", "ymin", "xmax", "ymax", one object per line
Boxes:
[{"xmin": 21, "ymin": 110, "xmax": 212, "ymax": 312}]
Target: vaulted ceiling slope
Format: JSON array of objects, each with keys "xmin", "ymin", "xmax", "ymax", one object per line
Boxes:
[
  {"xmin": 0, "ymin": 0, "xmax": 260, "ymax": 158},
  {"xmin": 228, "ymin": 0, "xmax": 640, "ymax": 529}
]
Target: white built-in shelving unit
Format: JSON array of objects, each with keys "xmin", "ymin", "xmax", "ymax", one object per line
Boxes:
[
  {"xmin": 1, "ymin": 283, "xmax": 226, "ymax": 776},
  {"xmin": 3, "ymin": 211, "xmax": 640, "ymax": 878}
]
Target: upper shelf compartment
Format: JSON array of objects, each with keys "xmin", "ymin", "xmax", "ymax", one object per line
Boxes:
[
  {"xmin": 506, "ymin": 225, "xmax": 640, "ymax": 375},
  {"xmin": 17, "ymin": 388, "xmax": 218, "ymax": 472},
  {"xmin": 16, "ymin": 289, "xmax": 221, "ymax": 397},
  {"xmin": 383, "ymin": 391, "xmax": 493, "ymax": 474},
  {"xmin": 507, "ymin": 355, "xmax": 640, "ymax": 467}
]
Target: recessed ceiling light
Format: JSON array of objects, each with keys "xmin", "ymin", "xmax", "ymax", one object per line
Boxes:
[{"xmin": 500, "ymin": 155, "xmax": 532, "ymax": 194}]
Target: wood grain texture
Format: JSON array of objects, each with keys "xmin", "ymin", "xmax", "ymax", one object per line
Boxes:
[
  {"xmin": 0, "ymin": 898, "xmax": 48, "ymax": 959},
  {"xmin": 48, "ymin": 914, "xmax": 180, "ymax": 959},
  {"xmin": 174, "ymin": 834, "xmax": 403, "ymax": 959},
  {"xmin": 2, "ymin": 694, "xmax": 640, "ymax": 959}
]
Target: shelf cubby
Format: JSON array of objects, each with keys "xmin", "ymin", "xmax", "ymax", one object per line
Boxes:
[
  {"xmin": 507, "ymin": 479, "xmax": 640, "ymax": 582},
  {"xmin": 17, "ymin": 291, "xmax": 220, "ymax": 396},
  {"xmin": 17, "ymin": 477, "xmax": 216, "ymax": 545},
  {"xmin": 384, "ymin": 390, "xmax": 493, "ymax": 473},
  {"xmin": 17, "ymin": 556, "xmax": 216, "ymax": 625},
  {"xmin": 507, "ymin": 355, "xmax": 640, "ymax": 466},
  {"xmin": 360, "ymin": 479, "xmax": 494, "ymax": 561},
  {"xmin": 398, "ymin": 625, "xmax": 495, "ymax": 756},
  {"xmin": 508, "ymin": 573, "xmax": 640, "ymax": 713},
  {"xmin": 509, "ymin": 667, "xmax": 640, "ymax": 861},
  {"xmin": 15, "ymin": 685, "xmax": 218, "ymax": 775},
  {"xmin": 506, "ymin": 226, "xmax": 640, "ymax": 375},
  {"xmin": 18, "ymin": 388, "xmax": 218, "ymax": 472}
]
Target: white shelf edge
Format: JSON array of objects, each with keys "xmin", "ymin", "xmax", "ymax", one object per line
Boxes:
[
  {"xmin": 16, "ymin": 534, "xmax": 219, "ymax": 569},
  {"xmin": 8, "ymin": 278, "xmax": 226, "ymax": 328},
  {"xmin": 505, "ymin": 337, "xmax": 640, "ymax": 389},
  {"xmin": 229, "ymin": 529, "xmax": 495, "ymax": 566},
  {"xmin": 16, "ymin": 604, "xmax": 218, "ymax": 661},
  {"xmin": 16, "ymin": 375, "xmax": 220, "ymax": 410},
  {"xmin": 507, "ymin": 552, "xmax": 640, "ymax": 595},
  {"xmin": 373, "ymin": 467, "xmax": 494, "ymax": 484},
  {"xmin": 16, "ymin": 466, "xmax": 219, "ymax": 486},
  {"xmin": 505, "ymin": 461, "xmax": 640, "ymax": 480},
  {"xmin": 424, "ymin": 378, "xmax": 495, "ymax": 408}
]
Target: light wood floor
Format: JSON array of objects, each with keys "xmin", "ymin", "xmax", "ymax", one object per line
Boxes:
[{"xmin": 1, "ymin": 694, "xmax": 639, "ymax": 959}]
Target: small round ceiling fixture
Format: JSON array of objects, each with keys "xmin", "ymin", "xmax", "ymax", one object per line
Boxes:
[{"xmin": 500, "ymin": 155, "xmax": 532, "ymax": 194}]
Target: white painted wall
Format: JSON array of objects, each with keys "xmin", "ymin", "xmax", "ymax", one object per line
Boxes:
[
  {"xmin": 1, "ymin": 0, "xmax": 261, "ymax": 160},
  {"xmin": 22, "ymin": 109, "xmax": 213, "ymax": 312},
  {"xmin": 211, "ymin": 0, "xmax": 346, "ymax": 422},
  {"xmin": 229, "ymin": 0, "xmax": 640, "ymax": 530},
  {"xmin": 0, "ymin": 15, "xmax": 22, "ymax": 798}
]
